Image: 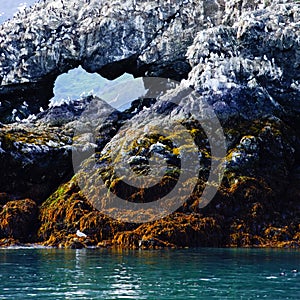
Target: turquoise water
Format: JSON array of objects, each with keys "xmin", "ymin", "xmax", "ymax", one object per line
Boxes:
[{"xmin": 0, "ymin": 248, "xmax": 299, "ymax": 299}]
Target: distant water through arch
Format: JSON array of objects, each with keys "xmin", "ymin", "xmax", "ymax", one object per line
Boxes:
[{"xmin": 50, "ymin": 66, "xmax": 145, "ymax": 110}]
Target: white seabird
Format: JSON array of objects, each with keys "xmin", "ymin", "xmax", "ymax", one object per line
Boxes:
[{"xmin": 76, "ymin": 230, "xmax": 87, "ymax": 238}]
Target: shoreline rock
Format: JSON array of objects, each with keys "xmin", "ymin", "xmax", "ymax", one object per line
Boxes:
[
  {"xmin": 0, "ymin": 199, "xmax": 38, "ymax": 243},
  {"xmin": 0, "ymin": 0, "xmax": 299, "ymax": 249}
]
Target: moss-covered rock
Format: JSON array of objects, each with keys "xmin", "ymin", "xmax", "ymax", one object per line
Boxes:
[
  {"xmin": 34, "ymin": 114, "xmax": 300, "ymax": 249},
  {"xmin": 113, "ymin": 213, "xmax": 224, "ymax": 249},
  {"xmin": 37, "ymin": 181, "xmax": 135, "ymax": 248}
]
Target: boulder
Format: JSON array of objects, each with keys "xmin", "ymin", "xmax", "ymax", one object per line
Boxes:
[{"xmin": 0, "ymin": 199, "xmax": 38, "ymax": 242}]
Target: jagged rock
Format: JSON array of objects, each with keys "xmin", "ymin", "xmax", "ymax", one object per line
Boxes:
[
  {"xmin": 0, "ymin": 121, "xmax": 73, "ymax": 202},
  {"xmin": 0, "ymin": 238, "xmax": 23, "ymax": 247},
  {"xmin": 113, "ymin": 213, "xmax": 224, "ymax": 249},
  {"xmin": 36, "ymin": 96, "xmax": 94, "ymax": 126},
  {"xmin": 0, "ymin": 0, "xmax": 283, "ymax": 123},
  {"xmin": 0, "ymin": 0, "xmax": 200, "ymax": 122},
  {"xmin": 185, "ymin": 2, "xmax": 300, "ymax": 122},
  {"xmin": 0, "ymin": 95, "xmax": 127, "ymax": 202},
  {"xmin": 0, "ymin": 89, "xmax": 159, "ymax": 204},
  {"xmin": 0, "ymin": 0, "xmax": 299, "ymax": 248},
  {"xmin": 0, "ymin": 199, "xmax": 38, "ymax": 242}
]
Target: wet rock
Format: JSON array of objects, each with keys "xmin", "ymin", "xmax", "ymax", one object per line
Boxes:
[
  {"xmin": 113, "ymin": 213, "xmax": 224, "ymax": 249},
  {"xmin": 36, "ymin": 168, "xmax": 300, "ymax": 248},
  {"xmin": 0, "ymin": 199, "xmax": 38, "ymax": 242},
  {"xmin": 97, "ymin": 240, "xmax": 113, "ymax": 248},
  {"xmin": 0, "ymin": 238, "xmax": 22, "ymax": 247},
  {"xmin": 264, "ymin": 226, "xmax": 292, "ymax": 243},
  {"xmin": 0, "ymin": 0, "xmax": 299, "ymax": 248},
  {"xmin": 63, "ymin": 237, "xmax": 87, "ymax": 249},
  {"xmin": 113, "ymin": 232, "xmax": 144, "ymax": 249},
  {"xmin": 37, "ymin": 180, "xmax": 135, "ymax": 247}
]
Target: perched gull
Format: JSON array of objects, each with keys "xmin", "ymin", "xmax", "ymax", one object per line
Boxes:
[{"xmin": 76, "ymin": 230, "xmax": 87, "ymax": 238}]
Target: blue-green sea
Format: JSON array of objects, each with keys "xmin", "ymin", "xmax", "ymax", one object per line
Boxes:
[{"xmin": 0, "ymin": 248, "xmax": 299, "ymax": 299}]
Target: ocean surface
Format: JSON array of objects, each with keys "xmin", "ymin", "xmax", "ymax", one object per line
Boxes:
[{"xmin": 0, "ymin": 248, "xmax": 299, "ymax": 299}]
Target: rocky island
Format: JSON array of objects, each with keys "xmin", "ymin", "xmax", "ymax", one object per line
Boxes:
[{"xmin": 0, "ymin": 0, "xmax": 299, "ymax": 249}]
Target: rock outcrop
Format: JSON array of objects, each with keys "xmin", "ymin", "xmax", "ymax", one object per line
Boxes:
[
  {"xmin": 0, "ymin": 0, "xmax": 299, "ymax": 248},
  {"xmin": 0, "ymin": 121, "xmax": 73, "ymax": 202},
  {"xmin": 0, "ymin": 199, "xmax": 38, "ymax": 243},
  {"xmin": 0, "ymin": 0, "xmax": 287, "ymax": 122},
  {"xmin": 0, "ymin": 0, "xmax": 205, "ymax": 122},
  {"xmin": 0, "ymin": 94, "xmax": 157, "ymax": 203},
  {"xmin": 186, "ymin": 2, "xmax": 300, "ymax": 123}
]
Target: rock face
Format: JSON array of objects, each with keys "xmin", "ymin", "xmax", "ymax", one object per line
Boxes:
[
  {"xmin": 0, "ymin": 0, "xmax": 284, "ymax": 122},
  {"xmin": 0, "ymin": 97, "xmax": 91, "ymax": 203},
  {"xmin": 0, "ymin": 95, "xmax": 157, "ymax": 203},
  {"xmin": 0, "ymin": 0, "xmax": 300, "ymax": 248},
  {"xmin": 0, "ymin": 121, "xmax": 73, "ymax": 202},
  {"xmin": 186, "ymin": 3, "xmax": 300, "ymax": 123},
  {"xmin": 0, "ymin": 0, "xmax": 204, "ymax": 122},
  {"xmin": 0, "ymin": 0, "xmax": 225, "ymax": 84},
  {"xmin": 0, "ymin": 199, "xmax": 38, "ymax": 242}
]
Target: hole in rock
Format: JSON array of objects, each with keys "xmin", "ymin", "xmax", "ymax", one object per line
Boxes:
[{"xmin": 50, "ymin": 66, "xmax": 146, "ymax": 111}]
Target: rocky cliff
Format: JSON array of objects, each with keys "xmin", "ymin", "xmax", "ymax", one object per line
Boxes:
[
  {"xmin": 0, "ymin": 0, "xmax": 282, "ymax": 122},
  {"xmin": 0, "ymin": 0, "xmax": 299, "ymax": 248}
]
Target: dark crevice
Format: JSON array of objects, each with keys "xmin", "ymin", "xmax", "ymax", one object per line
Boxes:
[
  {"xmin": 134, "ymin": 1, "xmax": 192, "ymax": 81},
  {"xmin": 0, "ymin": 79, "xmax": 55, "ymax": 123},
  {"xmin": 97, "ymin": 54, "xmax": 140, "ymax": 80}
]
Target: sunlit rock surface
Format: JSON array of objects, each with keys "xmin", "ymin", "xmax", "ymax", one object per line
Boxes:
[
  {"xmin": 1, "ymin": 0, "xmax": 288, "ymax": 122},
  {"xmin": 0, "ymin": 199, "xmax": 38, "ymax": 243},
  {"xmin": 0, "ymin": 0, "xmax": 299, "ymax": 248},
  {"xmin": 186, "ymin": 2, "xmax": 300, "ymax": 122},
  {"xmin": 0, "ymin": 95, "xmax": 156, "ymax": 203}
]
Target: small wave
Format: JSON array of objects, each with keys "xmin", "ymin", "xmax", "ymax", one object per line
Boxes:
[
  {"xmin": 266, "ymin": 276, "xmax": 278, "ymax": 279},
  {"xmin": 0, "ymin": 245, "xmax": 51, "ymax": 250}
]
